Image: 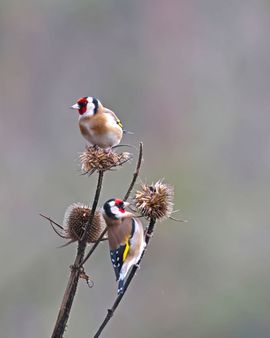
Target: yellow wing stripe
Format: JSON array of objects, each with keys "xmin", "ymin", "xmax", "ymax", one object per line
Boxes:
[
  {"xmin": 123, "ymin": 240, "xmax": 129, "ymax": 261},
  {"xmin": 116, "ymin": 117, "xmax": 123, "ymax": 129}
]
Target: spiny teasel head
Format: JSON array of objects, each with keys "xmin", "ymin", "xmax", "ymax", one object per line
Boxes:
[
  {"xmin": 80, "ymin": 146, "xmax": 131, "ymax": 175},
  {"xmin": 135, "ymin": 180, "xmax": 174, "ymax": 221},
  {"xmin": 63, "ymin": 203, "xmax": 106, "ymax": 243}
]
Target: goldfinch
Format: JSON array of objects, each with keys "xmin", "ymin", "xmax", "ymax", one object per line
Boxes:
[
  {"xmin": 102, "ymin": 198, "xmax": 145, "ymax": 294},
  {"xmin": 70, "ymin": 97, "xmax": 123, "ymax": 149}
]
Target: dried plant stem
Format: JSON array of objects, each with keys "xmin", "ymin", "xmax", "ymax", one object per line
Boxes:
[
  {"xmin": 93, "ymin": 217, "xmax": 156, "ymax": 338},
  {"xmin": 40, "ymin": 214, "xmax": 64, "ymax": 230},
  {"xmin": 40, "ymin": 213, "xmax": 67, "ymax": 239},
  {"xmin": 82, "ymin": 171, "xmax": 104, "ymax": 242},
  {"xmin": 81, "ymin": 143, "xmax": 143, "ymax": 267},
  {"xmin": 80, "ymin": 226, "xmax": 108, "ymax": 267},
  {"xmin": 123, "ymin": 142, "xmax": 143, "ymax": 201},
  {"xmin": 51, "ymin": 171, "xmax": 104, "ymax": 338}
]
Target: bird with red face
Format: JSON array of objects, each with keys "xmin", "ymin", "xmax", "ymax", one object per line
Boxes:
[
  {"xmin": 70, "ymin": 97, "xmax": 123, "ymax": 149},
  {"xmin": 102, "ymin": 198, "xmax": 145, "ymax": 294}
]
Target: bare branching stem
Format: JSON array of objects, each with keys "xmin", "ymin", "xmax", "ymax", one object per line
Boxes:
[
  {"xmin": 81, "ymin": 143, "xmax": 143, "ymax": 267},
  {"xmin": 40, "ymin": 213, "xmax": 67, "ymax": 239},
  {"xmin": 93, "ymin": 217, "xmax": 156, "ymax": 338},
  {"xmin": 123, "ymin": 142, "xmax": 143, "ymax": 201},
  {"xmin": 81, "ymin": 171, "xmax": 104, "ymax": 242},
  {"xmin": 51, "ymin": 171, "xmax": 104, "ymax": 338},
  {"xmin": 40, "ymin": 214, "xmax": 64, "ymax": 230},
  {"xmin": 80, "ymin": 226, "xmax": 108, "ymax": 267}
]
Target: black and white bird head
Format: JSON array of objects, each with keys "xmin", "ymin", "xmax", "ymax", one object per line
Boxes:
[
  {"xmin": 102, "ymin": 198, "xmax": 132, "ymax": 220},
  {"xmin": 70, "ymin": 96, "xmax": 101, "ymax": 116}
]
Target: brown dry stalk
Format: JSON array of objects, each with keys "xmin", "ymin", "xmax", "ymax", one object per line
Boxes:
[
  {"xmin": 93, "ymin": 218, "xmax": 156, "ymax": 338},
  {"xmin": 43, "ymin": 142, "xmax": 143, "ymax": 337},
  {"xmin": 123, "ymin": 142, "xmax": 143, "ymax": 201},
  {"xmin": 51, "ymin": 171, "xmax": 104, "ymax": 338}
]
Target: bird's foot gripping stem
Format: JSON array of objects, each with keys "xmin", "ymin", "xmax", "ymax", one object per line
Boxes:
[{"xmin": 145, "ymin": 231, "xmax": 153, "ymax": 238}]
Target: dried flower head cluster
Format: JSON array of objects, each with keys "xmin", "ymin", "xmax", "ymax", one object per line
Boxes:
[
  {"xmin": 135, "ymin": 180, "xmax": 174, "ymax": 221},
  {"xmin": 80, "ymin": 146, "xmax": 131, "ymax": 174},
  {"xmin": 63, "ymin": 203, "xmax": 106, "ymax": 243}
]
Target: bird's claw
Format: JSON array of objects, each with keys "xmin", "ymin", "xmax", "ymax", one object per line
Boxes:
[{"xmin": 145, "ymin": 232, "xmax": 153, "ymax": 238}]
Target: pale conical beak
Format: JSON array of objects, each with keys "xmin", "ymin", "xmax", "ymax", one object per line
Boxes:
[
  {"xmin": 124, "ymin": 201, "xmax": 130, "ymax": 208},
  {"xmin": 69, "ymin": 103, "xmax": 80, "ymax": 110}
]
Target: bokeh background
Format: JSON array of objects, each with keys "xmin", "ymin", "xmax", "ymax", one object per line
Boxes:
[{"xmin": 1, "ymin": 1, "xmax": 270, "ymax": 337}]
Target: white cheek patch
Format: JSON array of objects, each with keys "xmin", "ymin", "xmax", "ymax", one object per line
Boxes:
[
  {"xmin": 111, "ymin": 206, "xmax": 120, "ymax": 218},
  {"xmin": 86, "ymin": 102, "xmax": 95, "ymax": 115},
  {"xmin": 111, "ymin": 205, "xmax": 126, "ymax": 219}
]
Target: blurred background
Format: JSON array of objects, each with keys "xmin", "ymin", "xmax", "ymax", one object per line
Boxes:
[{"xmin": 1, "ymin": 0, "xmax": 270, "ymax": 337}]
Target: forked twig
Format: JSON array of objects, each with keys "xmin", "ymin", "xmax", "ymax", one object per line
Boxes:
[
  {"xmin": 40, "ymin": 213, "xmax": 67, "ymax": 239},
  {"xmin": 40, "ymin": 213, "xmax": 64, "ymax": 230},
  {"xmin": 93, "ymin": 218, "xmax": 156, "ymax": 338},
  {"xmin": 80, "ymin": 227, "xmax": 108, "ymax": 267}
]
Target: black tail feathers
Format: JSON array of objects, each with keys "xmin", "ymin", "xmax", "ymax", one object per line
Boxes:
[{"xmin": 117, "ymin": 279, "xmax": 125, "ymax": 295}]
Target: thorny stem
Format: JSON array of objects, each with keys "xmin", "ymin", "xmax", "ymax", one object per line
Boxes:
[
  {"xmin": 51, "ymin": 171, "xmax": 104, "ymax": 338},
  {"xmin": 81, "ymin": 143, "xmax": 143, "ymax": 267},
  {"xmin": 93, "ymin": 218, "xmax": 156, "ymax": 338}
]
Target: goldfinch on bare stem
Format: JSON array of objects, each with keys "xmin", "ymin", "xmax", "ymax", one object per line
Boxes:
[
  {"xmin": 70, "ymin": 97, "xmax": 124, "ymax": 149},
  {"xmin": 102, "ymin": 198, "xmax": 145, "ymax": 294}
]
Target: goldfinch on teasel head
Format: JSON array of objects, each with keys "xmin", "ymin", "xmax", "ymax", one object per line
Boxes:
[
  {"xmin": 70, "ymin": 97, "xmax": 124, "ymax": 149},
  {"xmin": 102, "ymin": 198, "xmax": 145, "ymax": 294}
]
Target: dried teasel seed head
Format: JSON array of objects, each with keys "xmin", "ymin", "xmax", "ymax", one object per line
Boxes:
[
  {"xmin": 135, "ymin": 180, "xmax": 174, "ymax": 221},
  {"xmin": 80, "ymin": 146, "xmax": 131, "ymax": 174},
  {"xmin": 63, "ymin": 203, "xmax": 106, "ymax": 243}
]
